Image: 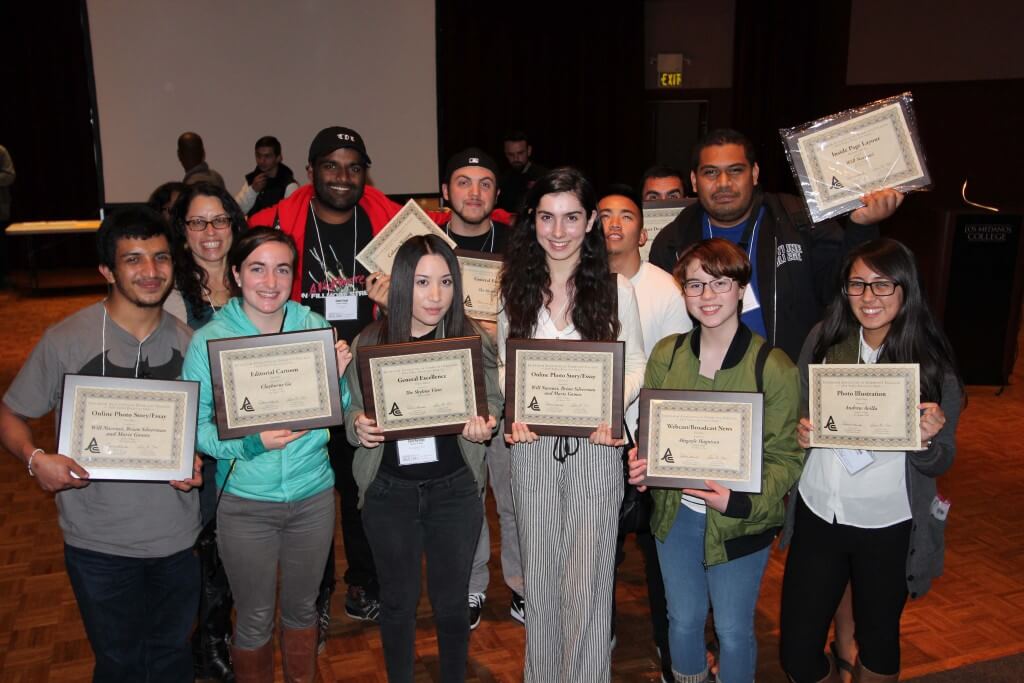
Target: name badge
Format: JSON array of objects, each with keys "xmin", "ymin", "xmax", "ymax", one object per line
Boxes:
[
  {"xmin": 325, "ymin": 294, "xmax": 359, "ymax": 321},
  {"xmin": 397, "ymin": 437, "xmax": 438, "ymax": 465},
  {"xmin": 743, "ymin": 283, "xmax": 761, "ymax": 314},
  {"xmin": 834, "ymin": 448, "xmax": 874, "ymax": 475}
]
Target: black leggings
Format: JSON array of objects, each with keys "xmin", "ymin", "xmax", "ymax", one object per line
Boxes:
[{"xmin": 780, "ymin": 495, "xmax": 912, "ymax": 681}]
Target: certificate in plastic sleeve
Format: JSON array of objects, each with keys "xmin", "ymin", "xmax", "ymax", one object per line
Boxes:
[
  {"xmin": 455, "ymin": 249, "xmax": 502, "ymax": 322},
  {"xmin": 808, "ymin": 363, "xmax": 921, "ymax": 451},
  {"xmin": 57, "ymin": 375, "xmax": 198, "ymax": 481},
  {"xmin": 356, "ymin": 199, "xmax": 457, "ymax": 274},
  {"xmin": 504, "ymin": 339, "xmax": 625, "ymax": 439},
  {"xmin": 640, "ymin": 199, "xmax": 695, "ymax": 263},
  {"xmin": 780, "ymin": 92, "xmax": 931, "ymax": 223},
  {"xmin": 357, "ymin": 336, "xmax": 488, "ymax": 440},
  {"xmin": 208, "ymin": 328, "xmax": 343, "ymax": 439},
  {"xmin": 638, "ymin": 389, "xmax": 764, "ymax": 493}
]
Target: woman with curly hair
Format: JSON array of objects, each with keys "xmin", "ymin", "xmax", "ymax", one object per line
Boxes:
[{"xmin": 498, "ymin": 167, "xmax": 646, "ymax": 682}]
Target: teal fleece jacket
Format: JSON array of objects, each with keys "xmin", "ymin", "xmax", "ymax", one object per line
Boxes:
[{"xmin": 183, "ymin": 298, "xmax": 351, "ymax": 502}]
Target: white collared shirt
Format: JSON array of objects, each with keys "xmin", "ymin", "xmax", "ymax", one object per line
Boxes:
[{"xmin": 798, "ymin": 329, "xmax": 912, "ymax": 528}]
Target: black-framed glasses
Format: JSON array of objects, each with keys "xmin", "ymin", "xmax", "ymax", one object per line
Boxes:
[
  {"xmin": 682, "ymin": 277, "xmax": 735, "ymax": 297},
  {"xmin": 184, "ymin": 215, "xmax": 232, "ymax": 232},
  {"xmin": 843, "ymin": 280, "xmax": 899, "ymax": 296}
]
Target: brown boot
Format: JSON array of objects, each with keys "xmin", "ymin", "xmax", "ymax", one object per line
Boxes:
[
  {"xmin": 852, "ymin": 660, "xmax": 899, "ymax": 682},
  {"xmin": 281, "ymin": 625, "xmax": 319, "ymax": 683},
  {"xmin": 231, "ymin": 640, "xmax": 274, "ymax": 683}
]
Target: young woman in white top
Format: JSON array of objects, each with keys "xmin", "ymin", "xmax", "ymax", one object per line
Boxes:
[
  {"xmin": 779, "ymin": 238, "xmax": 963, "ymax": 683},
  {"xmin": 497, "ymin": 167, "xmax": 646, "ymax": 682}
]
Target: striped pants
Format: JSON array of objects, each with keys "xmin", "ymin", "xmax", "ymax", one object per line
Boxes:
[{"xmin": 511, "ymin": 436, "xmax": 624, "ymax": 683}]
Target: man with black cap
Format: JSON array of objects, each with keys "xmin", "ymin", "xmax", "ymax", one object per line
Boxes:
[
  {"xmin": 250, "ymin": 126, "xmax": 408, "ymax": 642},
  {"xmin": 439, "ymin": 148, "xmax": 523, "ymax": 629}
]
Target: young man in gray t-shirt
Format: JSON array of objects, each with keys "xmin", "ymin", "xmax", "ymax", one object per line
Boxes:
[{"xmin": 0, "ymin": 207, "xmax": 202, "ymax": 681}]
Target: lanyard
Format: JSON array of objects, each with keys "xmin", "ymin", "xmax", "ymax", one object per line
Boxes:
[
  {"xmin": 703, "ymin": 206, "xmax": 764, "ymax": 259},
  {"xmin": 447, "ymin": 221, "xmax": 496, "ymax": 253},
  {"xmin": 309, "ymin": 200, "xmax": 358, "ymax": 281}
]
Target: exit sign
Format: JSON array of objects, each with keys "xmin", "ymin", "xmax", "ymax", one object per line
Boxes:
[
  {"xmin": 656, "ymin": 53, "xmax": 684, "ymax": 89},
  {"xmin": 659, "ymin": 72, "xmax": 682, "ymax": 87}
]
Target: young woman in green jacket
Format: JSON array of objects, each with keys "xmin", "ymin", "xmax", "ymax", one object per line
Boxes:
[{"xmin": 628, "ymin": 238, "xmax": 803, "ymax": 683}]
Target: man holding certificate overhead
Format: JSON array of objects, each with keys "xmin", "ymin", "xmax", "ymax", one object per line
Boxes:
[
  {"xmin": 627, "ymin": 238, "xmax": 802, "ymax": 683},
  {"xmin": 647, "ymin": 128, "xmax": 904, "ymax": 362},
  {"xmin": 0, "ymin": 208, "xmax": 203, "ymax": 682}
]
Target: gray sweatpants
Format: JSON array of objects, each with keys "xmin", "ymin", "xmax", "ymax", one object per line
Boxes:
[
  {"xmin": 217, "ymin": 488, "xmax": 335, "ymax": 649},
  {"xmin": 511, "ymin": 436, "xmax": 623, "ymax": 683}
]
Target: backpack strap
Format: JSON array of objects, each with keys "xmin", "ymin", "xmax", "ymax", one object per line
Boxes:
[
  {"xmin": 754, "ymin": 341, "xmax": 773, "ymax": 394},
  {"xmin": 666, "ymin": 332, "xmax": 690, "ymax": 372}
]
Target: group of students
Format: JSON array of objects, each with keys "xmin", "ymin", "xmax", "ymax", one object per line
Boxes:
[{"xmin": 3, "ymin": 131, "xmax": 961, "ymax": 683}]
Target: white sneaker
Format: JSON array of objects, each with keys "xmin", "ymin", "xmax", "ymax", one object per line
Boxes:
[{"xmin": 468, "ymin": 592, "xmax": 486, "ymax": 630}]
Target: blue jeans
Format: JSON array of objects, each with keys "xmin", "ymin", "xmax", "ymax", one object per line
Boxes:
[
  {"xmin": 64, "ymin": 543, "xmax": 199, "ymax": 683},
  {"xmin": 656, "ymin": 505, "xmax": 771, "ymax": 683},
  {"xmin": 362, "ymin": 467, "xmax": 483, "ymax": 683}
]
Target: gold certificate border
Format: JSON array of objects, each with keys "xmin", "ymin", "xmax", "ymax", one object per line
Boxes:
[
  {"xmin": 369, "ymin": 348, "xmax": 476, "ymax": 430},
  {"xmin": 70, "ymin": 386, "xmax": 187, "ymax": 470},
  {"xmin": 647, "ymin": 399, "xmax": 752, "ymax": 481},
  {"xmin": 800, "ymin": 102, "xmax": 922, "ymax": 211},
  {"xmin": 221, "ymin": 340, "xmax": 331, "ymax": 429},
  {"xmin": 457, "ymin": 255, "xmax": 502, "ymax": 321},
  {"xmin": 809, "ymin": 363, "xmax": 920, "ymax": 450},
  {"xmin": 513, "ymin": 349, "xmax": 613, "ymax": 427},
  {"xmin": 356, "ymin": 199, "xmax": 456, "ymax": 273}
]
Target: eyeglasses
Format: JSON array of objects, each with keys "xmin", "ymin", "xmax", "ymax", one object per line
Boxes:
[
  {"xmin": 184, "ymin": 215, "xmax": 232, "ymax": 232},
  {"xmin": 682, "ymin": 277, "xmax": 735, "ymax": 297},
  {"xmin": 843, "ymin": 280, "xmax": 899, "ymax": 296}
]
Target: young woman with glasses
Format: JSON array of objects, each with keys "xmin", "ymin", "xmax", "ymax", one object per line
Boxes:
[
  {"xmin": 779, "ymin": 238, "xmax": 963, "ymax": 683},
  {"xmin": 627, "ymin": 237, "xmax": 803, "ymax": 683}
]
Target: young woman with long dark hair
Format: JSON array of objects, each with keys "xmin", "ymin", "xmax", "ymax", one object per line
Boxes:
[
  {"xmin": 183, "ymin": 227, "xmax": 352, "ymax": 682},
  {"xmin": 498, "ymin": 167, "xmax": 646, "ymax": 681},
  {"xmin": 346, "ymin": 235, "xmax": 502, "ymax": 682},
  {"xmin": 626, "ymin": 238, "xmax": 803, "ymax": 683},
  {"xmin": 779, "ymin": 238, "xmax": 963, "ymax": 683}
]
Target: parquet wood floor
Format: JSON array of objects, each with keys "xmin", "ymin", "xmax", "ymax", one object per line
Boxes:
[{"xmin": 0, "ymin": 287, "xmax": 1021, "ymax": 681}]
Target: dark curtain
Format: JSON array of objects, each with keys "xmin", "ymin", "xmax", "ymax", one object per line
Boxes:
[
  {"xmin": 436, "ymin": 0, "xmax": 646, "ymax": 192},
  {"xmin": 0, "ymin": 0, "xmax": 99, "ymax": 222}
]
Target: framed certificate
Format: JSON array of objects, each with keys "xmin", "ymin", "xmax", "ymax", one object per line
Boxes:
[
  {"xmin": 57, "ymin": 374, "xmax": 198, "ymax": 481},
  {"xmin": 455, "ymin": 249, "xmax": 502, "ymax": 322},
  {"xmin": 780, "ymin": 92, "xmax": 931, "ymax": 223},
  {"xmin": 637, "ymin": 389, "xmax": 764, "ymax": 492},
  {"xmin": 208, "ymin": 328, "xmax": 343, "ymax": 439},
  {"xmin": 356, "ymin": 199, "xmax": 457, "ymax": 273},
  {"xmin": 504, "ymin": 339, "xmax": 625, "ymax": 439},
  {"xmin": 808, "ymin": 363, "xmax": 921, "ymax": 451},
  {"xmin": 641, "ymin": 199, "xmax": 695, "ymax": 263},
  {"xmin": 357, "ymin": 336, "xmax": 488, "ymax": 439}
]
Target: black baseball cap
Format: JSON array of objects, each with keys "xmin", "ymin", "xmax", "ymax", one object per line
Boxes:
[
  {"xmin": 308, "ymin": 126, "xmax": 371, "ymax": 166},
  {"xmin": 444, "ymin": 147, "xmax": 499, "ymax": 184}
]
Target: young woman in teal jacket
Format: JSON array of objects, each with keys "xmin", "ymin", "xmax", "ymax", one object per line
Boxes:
[{"xmin": 183, "ymin": 227, "xmax": 352, "ymax": 682}]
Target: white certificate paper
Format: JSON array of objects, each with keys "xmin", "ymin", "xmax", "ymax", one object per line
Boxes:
[
  {"xmin": 513, "ymin": 350, "xmax": 614, "ymax": 428},
  {"xmin": 456, "ymin": 251, "xmax": 502, "ymax": 322},
  {"xmin": 808, "ymin": 363, "xmax": 921, "ymax": 451},
  {"xmin": 369, "ymin": 349, "xmax": 477, "ymax": 431},
  {"xmin": 58, "ymin": 375, "xmax": 197, "ymax": 481},
  {"xmin": 781, "ymin": 92, "xmax": 930, "ymax": 222},
  {"xmin": 356, "ymin": 199, "xmax": 456, "ymax": 274},
  {"xmin": 641, "ymin": 199, "xmax": 694, "ymax": 263}
]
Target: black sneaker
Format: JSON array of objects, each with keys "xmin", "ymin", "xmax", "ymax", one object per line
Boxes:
[
  {"xmin": 468, "ymin": 592, "xmax": 485, "ymax": 630},
  {"xmin": 509, "ymin": 591, "xmax": 525, "ymax": 625},
  {"xmin": 344, "ymin": 585, "xmax": 381, "ymax": 622}
]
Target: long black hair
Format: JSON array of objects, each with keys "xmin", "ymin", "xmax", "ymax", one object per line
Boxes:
[
  {"xmin": 814, "ymin": 238, "xmax": 962, "ymax": 402},
  {"xmin": 378, "ymin": 235, "xmax": 472, "ymax": 344},
  {"xmin": 169, "ymin": 182, "xmax": 247, "ymax": 312},
  {"xmin": 500, "ymin": 167, "xmax": 619, "ymax": 341}
]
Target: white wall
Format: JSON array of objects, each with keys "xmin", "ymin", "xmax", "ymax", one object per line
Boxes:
[{"xmin": 87, "ymin": 0, "xmax": 438, "ymax": 203}]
